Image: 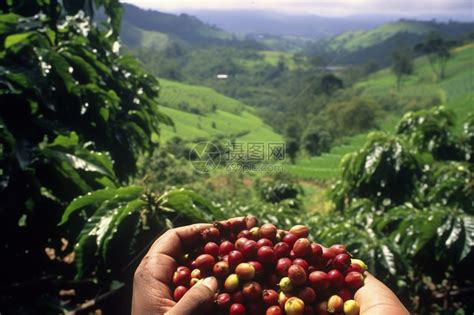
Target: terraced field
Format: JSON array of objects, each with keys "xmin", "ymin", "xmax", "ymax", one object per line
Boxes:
[{"xmin": 157, "ymin": 79, "xmax": 283, "ymax": 144}]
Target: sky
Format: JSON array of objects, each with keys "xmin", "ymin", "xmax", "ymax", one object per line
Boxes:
[{"xmin": 122, "ymin": 0, "xmax": 473, "ymax": 18}]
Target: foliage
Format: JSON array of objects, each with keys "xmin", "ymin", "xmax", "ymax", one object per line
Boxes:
[
  {"xmin": 320, "ymin": 73, "xmax": 343, "ymax": 95},
  {"xmin": 392, "ymin": 50, "xmax": 414, "ymax": 90},
  {"xmin": 62, "ymin": 186, "xmax": 223, "ymax": 280},
  {"xmin": 415, "ymin": 32, "xmax": 454, "ymax": 80},
  {"xmin": 286, "ymin": 137, "xmax": 300, "ymax": 164},
  {"xmin": 302, "ymin": 124, "xmax": 332, "ymax": 156},
  {"xmin": 0, "ymin": 0, "xmax": 187, "ymax": 312},
  {"xmin": 259, "ymin": 180, "xmax": 302, "ymax": 205},
  {"xmin": 325, "ymin": 97, "xmax": 380, "ymax": 136},
  {"xmin": 323, "ymin": 106, "xmax": 474, "ymax": 313},
  {"xmin": 396, "ymin": 106, "xmax": 463, "ymax": 161},
  {"xmin": 330, "ymin": 132, "xmax": 424, "ymax": 209},
  {"xmin": 136, "ymin": 148, "xmax": 200, "ymax": 192}
]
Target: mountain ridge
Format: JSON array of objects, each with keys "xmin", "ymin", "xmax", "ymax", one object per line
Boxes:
[{"xmin": 315, "ymin": 19, "xmax": 474, "ymax": 65}]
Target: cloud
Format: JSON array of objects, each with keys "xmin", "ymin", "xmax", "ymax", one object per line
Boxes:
[{"xmin": 122, "ymin": 0, "xmax": 473, "ymax": 17}]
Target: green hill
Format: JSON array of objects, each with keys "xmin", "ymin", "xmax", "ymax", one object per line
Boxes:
[
  {"xmin": 120, "ymin": 3, "xmax": 232, "ymax": 49},
  {"xmin": 288, "ymin": 43, "xmax": 474, "ymax": 180},
  {"xmin": 121, "ymin": 20, "xmax": 170, "ymax": 50},
  {"xmin": 324, "ymin": 20, "xmax": 474, "ymax": 65},
  {"xmin": 328, "ymin": 20, "xmax": 433, "ymax": 52},
  {"xmin": 157, "ymin": 79, "xmax": 283, "ymax": 144}
]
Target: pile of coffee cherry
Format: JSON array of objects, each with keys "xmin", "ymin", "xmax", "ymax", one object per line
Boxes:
[{"xmin": 172, "ymin": 216, "xmax": 366, "ymax": 315}]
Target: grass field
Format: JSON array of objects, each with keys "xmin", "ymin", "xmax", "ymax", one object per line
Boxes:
[
  {"xmin": 287, "ymin": 43, "xmax": 474, "ymax": 180},
  {"xmin": 259, "ymin": 50, "xmax": 300, "ymax": 70},
  {"xmin": 159, "ymin": 78, "xmax": 245, "ymax": 114},
  {"xmin": 236, "ymin": 50, "xmax": 306, "ymax": 71},
  {"xmin": 157, "ymin": 79, "xmax": 283, "ymax": 144}
]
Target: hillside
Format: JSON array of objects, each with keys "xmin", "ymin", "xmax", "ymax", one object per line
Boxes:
[
  {"xmin": 288, "ymin": 43, "xmax": 474, "ymax": 180},
  {"xmin": 322, "ymin": 20, "xmax": 474, "ymax": 65},
  {"xmin": 120, "ymin": 3, "xmax": 233, "ymax": 48},
  {"xmin": 328, "ymin": 20, "xmax": 433, "ymax": 51},
  {"xmin": 121, "ymin": 20, "xmax": 170, "ymax": 50},
  {"xmin": 157, "ymin": 79, "xmax": 283, "ymax": 144}
]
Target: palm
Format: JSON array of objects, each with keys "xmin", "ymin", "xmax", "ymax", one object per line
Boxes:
[{"xmin": 132, "ymin": 223, "xmax": 212, "ymax": 314}]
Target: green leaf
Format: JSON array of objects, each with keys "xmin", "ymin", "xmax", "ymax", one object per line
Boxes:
[
  {"xmin": 411, "ymin": 210, "xmax": 445, "ymax": 255},
  {"xmin": 445, "ymin": 217, "xmax": 462, "ymax": 249},
  {"xmin": 50, "ymin": 132, "xmax": 79, "ymax": 149},
  {"xmin": 158, "ymin": 188, "xmax": 223, "ymax": 222},
  {"xmin": 74, "ymin": 186, "xmax": 144, "ymax": 278},
  {"xmin": 62, "ymin": 53, "xmax": 98, "ymax": 84},
  {"xmin": 460, "ymin": 215, "xmax": 474, "ymax": 261},
  {"xmin": 5, "ymin": 32, "xmax": 35, "ymax": 49},
  {"xmin": 0, "ymin": 13, "xmax": 20, "ymax": 35},
  {"xmin": 100, "ymin": 198, "xmax": 146, "ymax": 260},
  {"xmin": 48, "ymin": 149, "xmax": 111, "ymax": 176},
  {"xmin": 47, "ymin": 51, "xmax": 75, "ymax": 92},
  {"xmin": 60, "ymin": 186, "xmax": 143, "ymax": 225},
  {"xmin": 380, "ymin": 244, "xmax": 397, "ymax": 275}
]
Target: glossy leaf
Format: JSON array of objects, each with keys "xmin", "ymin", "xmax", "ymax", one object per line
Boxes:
[{"xmin": 59, "ymin": 186, "xmax": 143, "ymax": 225}]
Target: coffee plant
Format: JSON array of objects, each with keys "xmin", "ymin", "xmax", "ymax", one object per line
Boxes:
[
  {"xmin": 320, "ymin": 106, "xmax": 473, "ymax": 313},
  {"xmin": 0, "ymin": 1, "xmax": 216, "ymax": 313}
]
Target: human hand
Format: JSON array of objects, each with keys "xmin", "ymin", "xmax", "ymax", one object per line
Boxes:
[
  {"xmin": 354, "ymin": 273, "xmax": 410, "ymax": 315},
  {"xmin": 132, "ymin": 217, "xmax": 256, "ymax": 315},
  {"xmin": 132, "ymin": 218, "xmax": 409, "ymax": 315}
]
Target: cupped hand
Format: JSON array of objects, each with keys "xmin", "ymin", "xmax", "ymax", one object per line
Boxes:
[
  {"xmin": 132, "ymin": 217, "xmax": 409, "ymax": 315},
  {"xmin": 132, "ymin": 217, "xmax": 255, "ymax": 315}
]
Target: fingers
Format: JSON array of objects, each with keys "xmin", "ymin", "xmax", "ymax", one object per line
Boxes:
[
  {"xmin": 355, "ymin": 273, "xmax": 409, "ymax": 315},
  {"xmin": 140, "ymin": 217, "xmax": 251, "ymax": 284},
  {"xmin": 165, "ymin": 277, "xmax": 218, "ymax": 315},
  {"xmin": 148, "ymin": 223, "xmax": 212, "ymax": 258},
  {"xmin": 132, "ymin": 217, "xmax": 255, "ymax": 315}
]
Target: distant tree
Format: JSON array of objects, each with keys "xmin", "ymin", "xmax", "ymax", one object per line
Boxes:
[
  {"xmin": 325, "ymin": 98, "xmax": 380, "ymax": 135},
  {"xmin": 163, "ymin": 137, "xmax": 189, "ymax": 159},
  {"xmin": 415, "ymin": 32, "xmax": 454, "ymax": 80},
  {"xmin": 392, "ymin": 51, "xmax": 414, "ymax": 90},
  {"xmin": 340, "ymin": 98, "xmax": 379, "ymax": 133},
  {"xmin": 302, "ymin": 126, "xmax": 332, "ymax": 156},
  {"xmin": 211, "ymin": 104, "xmax": 217, "ymax": 112},
  {"xmin": 320, "ymin": 74, "xmax": 343, "ymax": 95},
  {"xmin": 285, "ymin": 120, "xmax": 303, "ymax": 140},
  {"xmin": 164, "ymin": 42, "xmax": 184, "ymax": 58},
  {"xmin": 286, "ymin": 138, "xmax": 300, "ymax": 164},
  {"xmin": 211, "ymin": 121, "xmax": 217, "ymax": 129}
]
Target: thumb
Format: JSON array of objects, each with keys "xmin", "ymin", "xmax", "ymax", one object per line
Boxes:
[{"xmin": 166, "ymin": 276, "xmax": 218, "ymax": 315}]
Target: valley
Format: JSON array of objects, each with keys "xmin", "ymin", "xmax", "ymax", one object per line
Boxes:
[{"xmin": 120, "ymin": 3, "xmax": 473, "ymax": 184}]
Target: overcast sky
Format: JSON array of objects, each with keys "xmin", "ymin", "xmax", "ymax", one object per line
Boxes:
[{"xmin": 122, "ymin": 0, "xmax": 473, "ymax": 18}]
